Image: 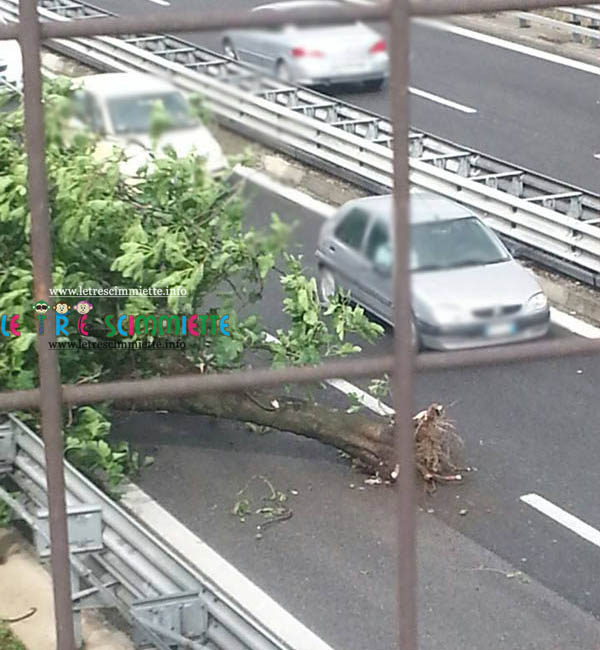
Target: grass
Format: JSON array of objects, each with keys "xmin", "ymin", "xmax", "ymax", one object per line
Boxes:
[{"xmin": 0, "ymin": 624, "xmax": 27, "ymax": 650}]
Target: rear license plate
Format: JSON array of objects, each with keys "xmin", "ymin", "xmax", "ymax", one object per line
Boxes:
[
  {"xmin": 486, "ymin": 322, "xmax": 516, "ymax": 337},
  {"xmin": 342, "ymin": 63, "xmax": 367, "ymax": 73}
]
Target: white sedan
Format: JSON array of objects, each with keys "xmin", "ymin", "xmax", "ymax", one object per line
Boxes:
[
  {"xmin": 70, "ymin": 72, "xmax": 228, "ymax": 176},
  {"xmin": 222, "ymin": 0, "xmax": 389, "ymax": 90}
]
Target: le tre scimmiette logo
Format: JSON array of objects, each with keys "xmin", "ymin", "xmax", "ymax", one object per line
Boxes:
[{"xmin": 1, "ymin": 300, "xmax": 231, "ymax": 338}]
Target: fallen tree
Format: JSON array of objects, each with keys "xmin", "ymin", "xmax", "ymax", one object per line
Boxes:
[
  {"xmin": 118, "ymin": 393, "xmax": 466, "ymax": 488},
  {"xmin": 0, "ymin": 79, "xmax": 465, "ymax": 494}
]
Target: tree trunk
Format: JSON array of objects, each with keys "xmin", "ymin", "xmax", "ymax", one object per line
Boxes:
[
  {"xmin": 113, "ymin": 358, "xmax": 464, "ymax": 484},
  {"xmin": 115, "ymin": 392, "xmax": 398, "ymax": 476}
]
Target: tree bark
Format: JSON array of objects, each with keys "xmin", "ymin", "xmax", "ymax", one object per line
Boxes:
[
  {"xmin": 111, "ymin": 357, "xmax": 464, "ymax": 483},
  {"xmin": 114, "ymin": 391, "xmax": 397, "ymax": 476}
]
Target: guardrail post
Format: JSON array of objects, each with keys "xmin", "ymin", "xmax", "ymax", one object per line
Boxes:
[
  {"xmin": 568, "ymin": 195, "xmax": 584, "ymax": 219},
  {"xmin": 510, "ymin": 175, "xmax": 524, "ymax": 197},
  {"xmin": 0, "ymin": 416, "xmax": 17, "ymax": 473},
  {"xmin": 518, "ymin": 15, "xmax": 531, "ymax": 28},
  {"xmin": 457, "ymin": 156, "xmax": 471, "ymax": 177},
  {"xmin": 586, "ymin": 28, "xmax": 600, "ymax": 48},
  {"xmin": 71, "ymin": 570, "xmax": 83, "ymax": 649}
]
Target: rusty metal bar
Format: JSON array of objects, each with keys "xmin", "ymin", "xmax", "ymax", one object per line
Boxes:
[
  {"xmin": 18, "ymin": 1, "xmax": 76, "ymax": 649},
  {"xmin": 2, "ymin": 335, "xmax": 600, "ymax": 413},
  {"xmin": 390, "ymin": 0, "xmax": 417, "ymax": 646},
  {"xmin": 0, "ymin": 0, "xmax": 595, "ymax": 41},
  {"xmin": 0, "ymin": 356, "xmax": 395, "ymax": 411}
]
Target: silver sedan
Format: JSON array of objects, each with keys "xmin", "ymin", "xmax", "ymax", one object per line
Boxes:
[
  {"xmin": 222, "ymin": 0, "xmax": 389, "ymax": 90},
  {"xmin": 315, "ymin": 192, "xmax": 551, "ymax": 351}
]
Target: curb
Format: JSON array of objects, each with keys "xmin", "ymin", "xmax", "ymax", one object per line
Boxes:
[{"xmin": 536, "ymin": 274, "xmax": 600, "ymax": 326}]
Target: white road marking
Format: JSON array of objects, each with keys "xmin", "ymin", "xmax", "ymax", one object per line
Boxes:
[
  {"xmin": 263, "ymin": 333, "xmax": 393, "ymax": 415},
  {"xmin": 549, "ymin": 307, "xmax": 600, "ymax": 338},
  {"xmin": 521, "ymin": 494, "xmax": 600, "ymax": 549},
  {"xmin": 413, "ymin": 18, "xmax": 600, "ymax": 77},
  {"xmin": 121, "ymin": 483, "xmax": 337, "ymax": 650},
  {"xmin": 408, "ymin": 86, "xmax": 477, "ymax": 114},
  {"xmin": 145, "ymin": 0, "xmax": 170, "ymax": 5},
  {"xmin": 327, "ymin": 378, "xmax": 394, "ymax": 416}
]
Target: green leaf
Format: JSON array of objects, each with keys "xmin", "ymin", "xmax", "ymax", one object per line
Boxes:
[
  {"xmin": 11, "ymin": 332, "xmax": 36, "ymax": 354},
  {"xmin": 257, "ymin": 253, "xmax": 274, "ymax": 279},
  {"xmin": 0, "ymin": 176, "xmax": 13, "ymax": 193},
  {"xmin": 303, "ymin": 309, "xmax": 318, "ymax": 326}
]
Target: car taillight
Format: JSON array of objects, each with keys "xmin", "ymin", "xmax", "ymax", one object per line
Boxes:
[
  {"xmin": 369, "ymin": 39, "xmax": 386, "ymax": 53},
  {"xmin": 291, "ymin": 47, "xmax": 324, "ymax": 57}
]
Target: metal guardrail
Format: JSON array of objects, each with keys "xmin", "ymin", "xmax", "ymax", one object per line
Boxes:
[
  {"xmin": 0, "ymin": 414, "xmax": 333, "ymax": 650},
  {"xmin": 1, "ymin": 0, "xmax": 600, "ymax": 287},
  {"xmin": 513, "ymin": 5, "xmax": 600, "ymax": 44}
]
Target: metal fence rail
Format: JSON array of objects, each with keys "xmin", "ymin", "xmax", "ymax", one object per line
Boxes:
[
  {"xmin": 513, "ymin": 4, "xmax": 600, "ymax": 45},
  {"xmin": 0, "ymin": 414, "xmax": 332, "ymax": 650},
  {"xmin": 2, "ymin": 0, "xmax": 600, "ymax": 284}
]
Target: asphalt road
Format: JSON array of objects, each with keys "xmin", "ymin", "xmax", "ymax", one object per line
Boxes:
[
  {"xmin": 90, "ymin": 0, "xmax": 600, "ymax": 189},
  {"xmin": 80, "ymin": 2, "xmax": 600, "ymax": 645},
  {"xmin": 111, "ymin": 184, "xmax": 600, "ymax": 649}
]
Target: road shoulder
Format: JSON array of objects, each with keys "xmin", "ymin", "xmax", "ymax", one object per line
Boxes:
[
  {"xmin": 445, "ymin": 12, "xmax": 600, "ymax": 69},
  {"xmin": 0, "ymin": 527, "xmax": 133, "ymax": 650}
]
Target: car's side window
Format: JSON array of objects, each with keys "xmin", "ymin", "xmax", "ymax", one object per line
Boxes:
[
  {"xmin": 334, "ymin": 208, "xmax": 369, "ymax": 250},
  {"xmin": 71, "ymin": 91, "xmax": 104, "ymax": 134},
  {"xmin": 71, "ymin": 90, "xmax": 88, "ymax": 123},
  {"xmin": 87, "ymin": 94, "xmax": 104, "ymax": 134},
  {"xmin": 365, "ymin": 220, "xmax": 389, "ymax": 261}
]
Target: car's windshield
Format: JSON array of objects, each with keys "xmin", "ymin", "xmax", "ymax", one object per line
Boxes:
[
  {"xmin": 107, "ymin": 92, "xmax": 198, "ymax": 135},
  {"xmin": 410, "ymin": 216, "xmax": 510, "ymax": 272}
]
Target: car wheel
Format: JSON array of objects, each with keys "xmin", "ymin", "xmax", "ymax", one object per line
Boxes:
[
  {"xmin": 319, "ymin": 267, "xmax": 336, "ymax": 305},
  {"xmin": 223, "ymin": 38, "xmax": 238, "ymax": 60},
  {"xmin": 276, "ymin": 59, "xmax": 293, "ymax": 83},
  {"xmin": 363, "ymin": 78, "xmax": 384, "ymax": 92}
]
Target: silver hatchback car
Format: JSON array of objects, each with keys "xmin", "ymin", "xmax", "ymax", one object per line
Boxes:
[
  {"xmin": 315, "ymin": 192, "xmax": 551, "ymax": 351},
  {"xmin": 222, "ymin": 0, "xmax": 389, "ymax": 89}
]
